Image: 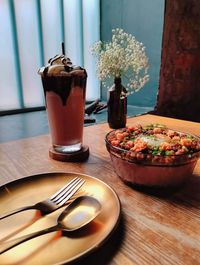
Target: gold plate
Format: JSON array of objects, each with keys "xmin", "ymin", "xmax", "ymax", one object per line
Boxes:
[{"xmin": 0, "ymin": 172, "xmax": 121, "ymax": 264}]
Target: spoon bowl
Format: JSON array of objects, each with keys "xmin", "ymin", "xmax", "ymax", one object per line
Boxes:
[
  {"xmin": 0, "ymin": 196, "xmax": 101, "ymax": 254},
  {"xmin": 58, "ymin": 195, "xmax": 101, "ymax": 231}
]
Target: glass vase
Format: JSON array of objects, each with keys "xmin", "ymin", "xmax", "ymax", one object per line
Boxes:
[{"xmin": 107, "ymin": 77, "xmax": 127, "ymax": 129}]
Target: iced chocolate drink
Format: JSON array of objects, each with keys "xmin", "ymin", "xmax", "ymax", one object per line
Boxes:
[{"xmin": 38, "ymin": 55, "xmax": 87, "ymax": 153}]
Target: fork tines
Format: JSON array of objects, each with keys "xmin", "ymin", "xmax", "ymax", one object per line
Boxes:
[{"xmin": 50, "ymin": 177, "xmax": 85, "ymax": 206}]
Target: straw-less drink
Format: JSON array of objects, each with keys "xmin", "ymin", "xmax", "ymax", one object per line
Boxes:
[{"xmin": 38, "ymin": 55, "xmax": 87, "ymax": 153}]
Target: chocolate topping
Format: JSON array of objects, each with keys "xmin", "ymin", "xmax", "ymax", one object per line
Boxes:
[
  {"xmin": 41, "ymin": 74, "xmax": 87, "ymax": 106},
  {"xmin": 38, "ymin": 54, "xmax": 87, "ymax": 106}
]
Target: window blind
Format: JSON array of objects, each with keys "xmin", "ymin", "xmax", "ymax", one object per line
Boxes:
[{"xmin": 0, "ymin": 0, "xmax": 100, "ymax": 111}]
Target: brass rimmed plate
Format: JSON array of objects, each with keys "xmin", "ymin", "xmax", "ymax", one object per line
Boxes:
[{"xmin": 0, "ymin": 172, "xmax": 121, "ymax": 264}]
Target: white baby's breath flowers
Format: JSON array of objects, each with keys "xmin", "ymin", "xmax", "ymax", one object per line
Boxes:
[{"xmin": 91, "ymin": 28, "xmax": 149, "ymax": 96}]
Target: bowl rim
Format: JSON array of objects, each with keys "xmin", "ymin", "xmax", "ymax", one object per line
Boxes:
[{"xmin": 105, "ymin": 127, "xmax": 200, "ymax": 166}]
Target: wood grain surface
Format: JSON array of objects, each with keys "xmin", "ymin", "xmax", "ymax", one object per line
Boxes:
[{"xmin": 0, "ymin": 114, "xmax": 200, "ymax": 265}]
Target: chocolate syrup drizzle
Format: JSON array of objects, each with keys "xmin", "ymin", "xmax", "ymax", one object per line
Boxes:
[{"xmin": 40, "ymin": 55, "xmax": 87, "ymax": 106}]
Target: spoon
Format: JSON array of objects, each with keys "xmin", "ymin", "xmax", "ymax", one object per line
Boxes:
[{"xmin": 0, "ymin": 196, "xmax": 101, "ymax": 254}]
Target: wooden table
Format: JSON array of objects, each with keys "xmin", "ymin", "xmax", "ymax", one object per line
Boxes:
[{"xmin": 0, "ymin": 114, "xmax": 200, "ymax": 265}]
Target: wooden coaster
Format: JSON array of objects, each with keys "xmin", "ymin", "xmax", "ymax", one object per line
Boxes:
[{"xmin": 49, "ymin": 145, "xmax": 89, "ymax": 162}]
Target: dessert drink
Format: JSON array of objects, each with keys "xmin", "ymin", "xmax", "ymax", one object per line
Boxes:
[{"xmin": 38, "ymin": 55, "xmax": 87, "ymax": 153}]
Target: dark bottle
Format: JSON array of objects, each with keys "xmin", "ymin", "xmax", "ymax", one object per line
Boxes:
[{"xmin": 107, "ymin": 77, "xmax": 127, "ymax": 129}]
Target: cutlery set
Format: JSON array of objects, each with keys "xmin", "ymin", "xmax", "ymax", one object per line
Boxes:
[{"xmin": 0, "ymin": 177, "xmax": 101, "ymax": 254}]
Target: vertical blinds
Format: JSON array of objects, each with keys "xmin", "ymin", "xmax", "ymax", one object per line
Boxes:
[{"xmin": 0, "ymin": 0, "xmax": 100, "ymax": 111}]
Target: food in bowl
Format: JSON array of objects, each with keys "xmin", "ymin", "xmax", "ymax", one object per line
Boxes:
[{"xmin": 105, "ymin": 124, "xmax": 200, "ymax": 187}]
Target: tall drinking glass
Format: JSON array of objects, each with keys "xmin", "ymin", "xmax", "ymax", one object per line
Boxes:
[{"xmin": 38, "ymin": 54, "xmax": 87, "ymax": 154}]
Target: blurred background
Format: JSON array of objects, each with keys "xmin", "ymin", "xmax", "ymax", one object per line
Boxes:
[{"xmin": 0, "ymin": 0, "xmax": 164, "ymax": 113}]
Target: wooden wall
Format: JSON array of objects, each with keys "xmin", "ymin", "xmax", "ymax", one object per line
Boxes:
[{"xmin": 154, "ymin": 0, "xmax": 200, "ymax": 121}]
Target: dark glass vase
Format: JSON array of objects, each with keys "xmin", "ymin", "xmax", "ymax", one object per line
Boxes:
[{"xmin": 107, "ymin": 77, "xmax": 127, "ymax": 129}]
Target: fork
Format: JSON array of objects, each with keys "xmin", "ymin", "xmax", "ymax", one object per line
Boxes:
[{"xmin": 0, "ymin": 177, "xmax": 85, "ymax": 220}]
